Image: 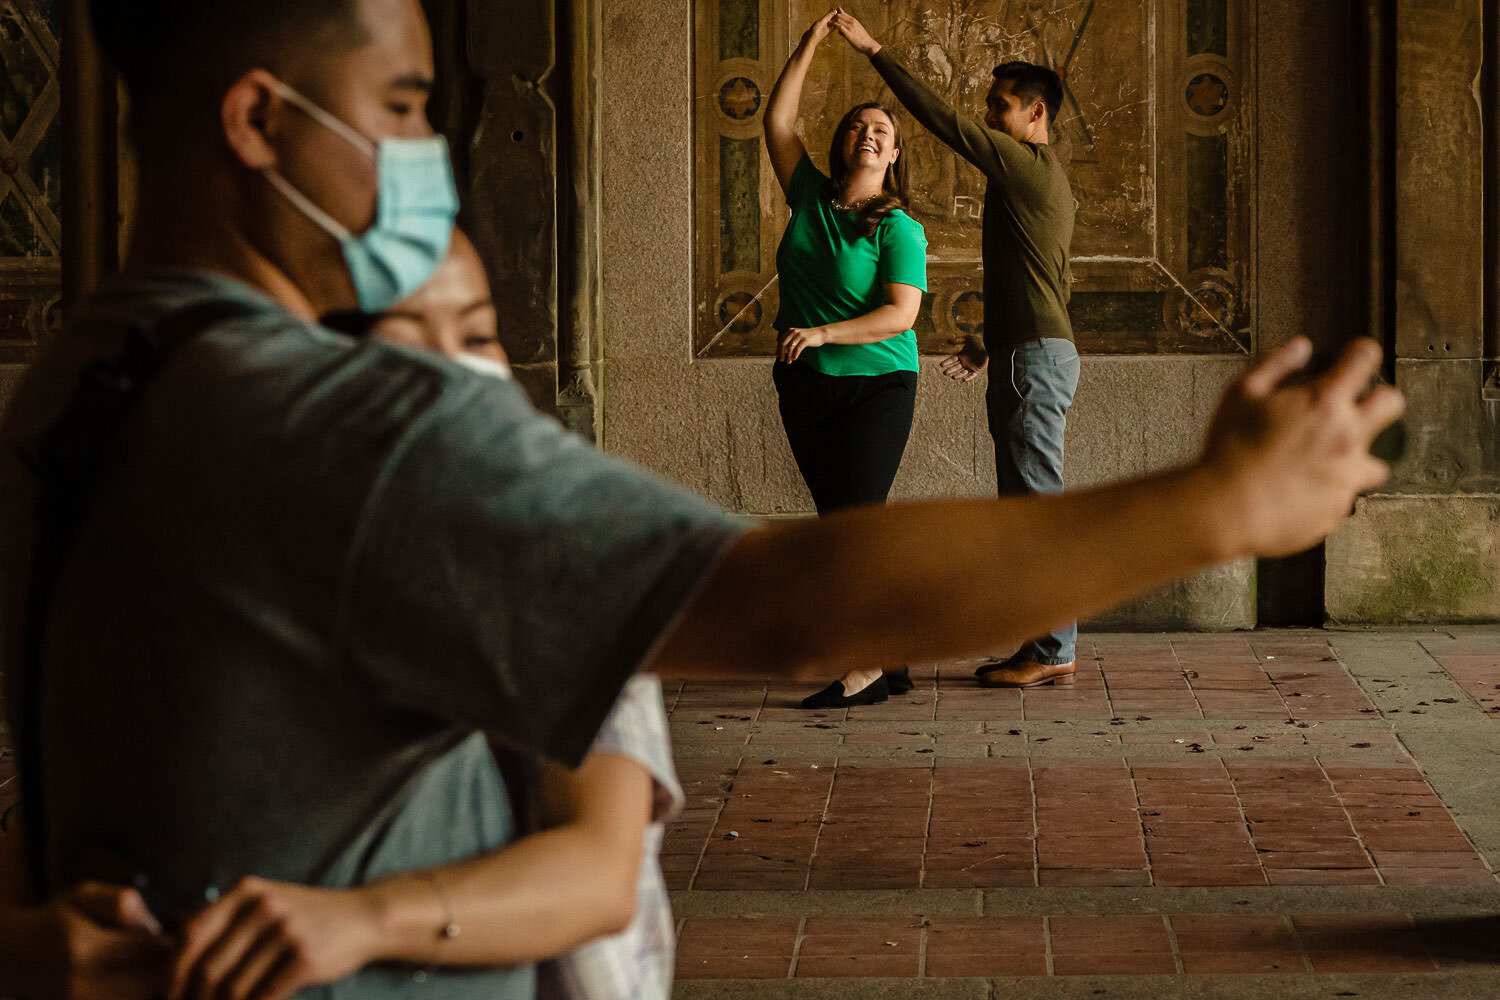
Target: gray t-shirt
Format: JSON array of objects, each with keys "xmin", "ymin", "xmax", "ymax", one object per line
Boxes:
[{"xmin": 0, "ymin": 270, "xmax": 746, "ymax": 998}]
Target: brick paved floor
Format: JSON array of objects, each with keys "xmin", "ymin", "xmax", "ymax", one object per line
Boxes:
[
  {"xmin": 664, "ymin": 629, "xmax": 1500, "ymax": 998},
  {"xmin": 1, "ymin": 630, "xmax": 1495, "ymax": 998}
]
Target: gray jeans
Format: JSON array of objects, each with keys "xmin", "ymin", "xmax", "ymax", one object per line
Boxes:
[{"xmin": 987, "ymin": 338, "xmax": 1081, "ymax": 665}]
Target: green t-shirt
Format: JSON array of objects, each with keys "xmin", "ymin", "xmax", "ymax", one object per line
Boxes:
[{"xmin": 773, "ymin": 155, "xmax": 928, "ymax": 376}]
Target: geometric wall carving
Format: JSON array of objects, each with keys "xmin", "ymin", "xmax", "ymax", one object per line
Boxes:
[{"xmin": 0, "ymin": 0, "xmax": 61, "ymax": 361}]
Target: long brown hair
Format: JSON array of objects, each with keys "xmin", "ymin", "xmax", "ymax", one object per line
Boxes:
[{"xmin": 827, "ymin": 102, "xmax": 910, "ymax": 239}]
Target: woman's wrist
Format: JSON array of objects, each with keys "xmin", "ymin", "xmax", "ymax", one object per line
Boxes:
[
  {"xmin": 359, "ymin": 876, "xmax": 451, "ymax": 967},
  {"xmin": 357, "ymin": 880, "xmax": 415, "ymax": 965}
]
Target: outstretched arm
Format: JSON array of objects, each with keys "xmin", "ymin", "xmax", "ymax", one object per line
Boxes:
[
  {"xmin": 764, "ymin": 11, "xmax": 837, "ymax": 195},
  {"xmin": 654, "ymin": 337, "xmax": 1403, "ymax": 677},
  {"xmin": 833, "ymin": 10, "xmax": 1027, "ymax": 182}
]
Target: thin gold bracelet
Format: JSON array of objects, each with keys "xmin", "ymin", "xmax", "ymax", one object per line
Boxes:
[{"xmin": 410, "ymin": 870, "xmax": 461, "ymax": 984}]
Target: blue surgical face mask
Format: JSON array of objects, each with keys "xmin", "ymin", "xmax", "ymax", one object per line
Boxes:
[{"xmin": 262, "ymin": 80, "xmax": 459, "ymax": 313}]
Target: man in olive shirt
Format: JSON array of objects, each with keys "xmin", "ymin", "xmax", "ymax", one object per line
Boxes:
[{"xmin": 835, "ymin": 11, "xmax": 1082, "ymax": 688}]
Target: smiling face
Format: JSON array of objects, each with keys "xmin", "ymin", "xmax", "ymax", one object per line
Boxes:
[{"xmin": 837, "ymin": 106, "xmax": 901, "ymax": 176}]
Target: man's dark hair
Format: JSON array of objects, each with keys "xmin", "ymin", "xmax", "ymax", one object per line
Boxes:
[
  {"xmin": 992, "ymin": 61, "xmax": 1064, "ymax": 129},
  {"xmin": 89, "ymin": 0, "xmax": 370, "ymax": 128}
]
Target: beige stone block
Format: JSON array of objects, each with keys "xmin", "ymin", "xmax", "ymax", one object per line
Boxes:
[{"xmin": 1327, "ymin": 496, "xmax": 1500, "ymax": 623}]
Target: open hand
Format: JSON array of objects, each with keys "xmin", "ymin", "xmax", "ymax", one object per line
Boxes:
[
  {"xmin": 832, "ymin": 9, "xmax": 881, "ymax": 56},
  {"xmin": 778, "ymin": 327, "xmax": 829, "ymax": 363},
  {"xmin": 1200, "ymin": 336, "xmax": 1404, "ymax": 559},
  {"xmin": 938, "ymin": 335, "xmax": 987, "ymax": 382},
  {"xmin": 171, "ymin": 876, "xmax": 383, "ymax": 1000}
]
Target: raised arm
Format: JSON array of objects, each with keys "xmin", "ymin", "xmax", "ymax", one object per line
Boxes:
[
  {"xmin": 764, "ymin": 11, "xmax": 837, "ymax": 194},
  {"xmin": 654, "ymin": 337, "xmax": 1404, "ymax": 677},
  {"xmin": 833, "ymin": 10, "xmax": 1027, "ymax": 182}
]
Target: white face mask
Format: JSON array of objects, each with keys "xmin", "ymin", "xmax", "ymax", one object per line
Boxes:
[{"xmin": 262, "ymin": 80, "xmax": 460, "ymax": 313}]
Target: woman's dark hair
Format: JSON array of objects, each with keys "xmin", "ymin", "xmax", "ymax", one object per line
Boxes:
[{"xmin": 827, "ymin": 102, "xmax": 910, "ymax": 239}]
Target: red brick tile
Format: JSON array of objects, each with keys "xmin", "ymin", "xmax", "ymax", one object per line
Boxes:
[
  {"xmin": 1368, "ymin": 850, "xmax": 1486, "ymax": 869},
  {"xmin": 697, "ymin": 850, "xmax": 808, "ymax": 871},
  {"xmin": 1049, "ymin": 915, "xmax": 1171, "ymax": 954},
  {"xmin": 924, "ymin": 850, "xmax": 1035, "ymax": 871},
  {"xmin": 795, "ymin": 954, "xmax": 919, "ymax": 978},
  {"xmin": 1145, "ymin": 806, "xmax": 1246, "ymax": 822},
  {"xmin": 676, "ymin": 955, "xmax": 792, "ymax": 979},
  {"xmin": 1052, "ymin": 953, "xmax": 1177, "ymax": 975},
  {"xmin": 1147, "ymin": 843, "xmax": 1260, "ymax": 866},
  {"xmin": 923, "ymin": 952, "xmax": 1048, "ymax": 977},
  {"xmin": 692, "ymin": 869, "xmax": 807, "ymax": 890},
  {"xmin": 924, "ymin": 868, "xmax": 1036, "ymax": 888},
  {"xmin": 1247, "ymin": 832, "xmax": 1362, "ymax": 852},
  {"xmin": 1353, "ymin": 826, "xmax": 1472, "ymax": 853},
  {"xmin": 1180, "ymin": 952, "xmax": 1307, "ymax": 974},
  {"xmin": 1039, "ymin": 868, "xmax": 1152, "ymax": 886},
  {"xmin": 1292, "ymin": 912, "xmax": 1414, "ymax": 937},
  {"xmin": 1152, "ymin": 865, "xmax": 1267, "ymax": 886},
  {"xmin": 677, "ymin": 917, "xmax": 801, "ymax": 957},
  {"xmin": 1378, "ymin": 867, "xmax": 1498, "ymax": 887},
  {"xmin": 1266, "ymin": 868, "xmax": 1383, "ymax": 885},
  {"xmin": 1259, "ymin": 851, "xmax": 1374, "ymax": 869},
  {"xmin": 927, "ymin": 822, "xmax": 1035, "ymax": 840},
  {"xmin": 806, "ymin": 868, "xmax": 921, "ymax": 890},
  {"xmin": 800, "ymin": 917, "xmax": 920, "ymax": 941},
  {"xmin": 925, "ymin": 917, "xmax": 1045, "ymax": 952},
  {"xmin": 1171, "ymin": 914, "xmax": 1297, "ymax": 951}
]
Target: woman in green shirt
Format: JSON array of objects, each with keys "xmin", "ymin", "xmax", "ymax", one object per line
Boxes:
[{"xmin": 764, "ymin": 12, "xmax": 929, "ymax": 709}]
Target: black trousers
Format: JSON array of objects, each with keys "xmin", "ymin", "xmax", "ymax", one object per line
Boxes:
[{"xmin": 772, "ymin": 360, "xmax": 918, "ymax": 516}]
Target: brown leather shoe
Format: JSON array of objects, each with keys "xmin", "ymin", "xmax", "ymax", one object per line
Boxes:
[{"xmin": 976, "ymin": 658, "xmax": 1075, "ymax": 688}]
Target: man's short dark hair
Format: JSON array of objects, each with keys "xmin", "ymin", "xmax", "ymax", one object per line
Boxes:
[
  {"xmin": 89, "ymin": 0, "xmax": 370, "ymax": 123},
  {"xmin": 992, "ymin": 61, "xmax": 1064, "ymax": 128}
]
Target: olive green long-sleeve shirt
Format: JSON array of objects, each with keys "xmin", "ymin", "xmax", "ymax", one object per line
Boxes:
[{"xmin": 871, "ymin": 50, "xmax": 1076, "ymax": 350}]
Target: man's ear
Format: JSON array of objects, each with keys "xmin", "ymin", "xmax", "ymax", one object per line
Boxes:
[{"xmin": 221, "ymin": 69, "xmax": 285, "ymax": 170}]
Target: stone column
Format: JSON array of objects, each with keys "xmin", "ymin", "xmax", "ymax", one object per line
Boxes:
[{"xmin": 1325, "ymin": 0, "xmax": 1500, "ymax": 622}]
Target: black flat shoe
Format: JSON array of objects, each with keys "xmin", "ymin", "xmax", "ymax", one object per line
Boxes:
[
  {"xmin": 799, "ymin": 673, "xmax": 890, "ymax": 709},
  {"xmin": 885, "ymin": 667, "xmax": 914, "ymax": 696}
]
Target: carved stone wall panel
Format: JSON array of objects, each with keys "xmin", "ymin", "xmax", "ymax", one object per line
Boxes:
[
  {"xmin": 0, "ymin": 0, "xmax": 61, "ymax": 362},
  {"xmin": 693, "ymin": 0, "xmax": 1253, "ymax": 358}
]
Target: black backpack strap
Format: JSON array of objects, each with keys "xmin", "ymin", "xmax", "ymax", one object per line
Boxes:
[{"xmin": 16, "ymin": 298, "xmax": 260, "ymax": 894}]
